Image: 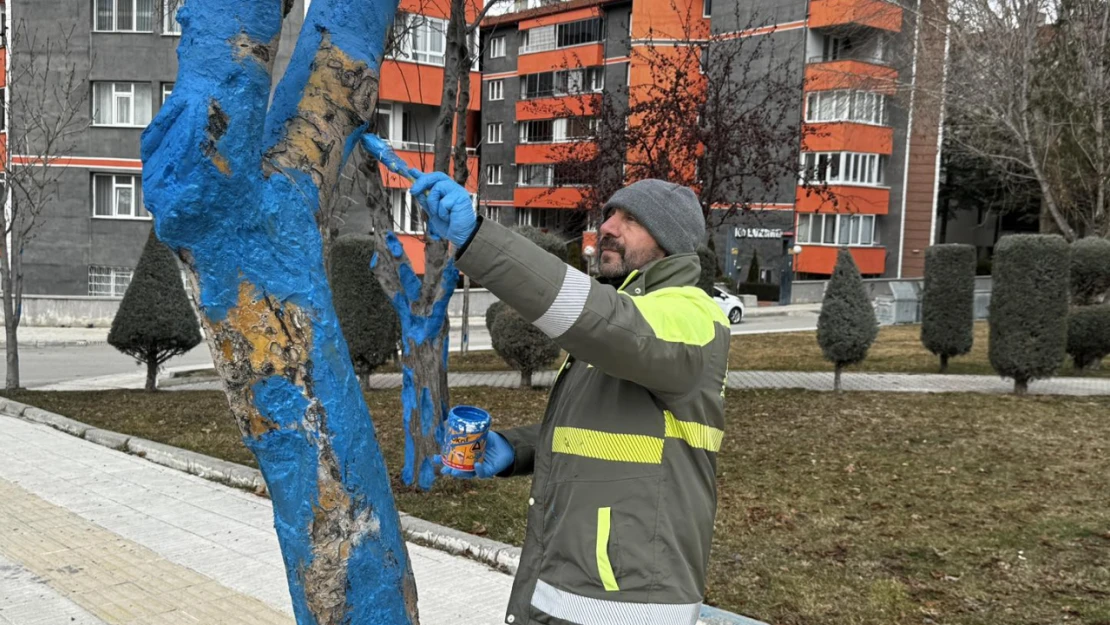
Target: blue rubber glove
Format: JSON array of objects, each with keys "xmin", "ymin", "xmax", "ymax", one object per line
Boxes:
[
  {"xmin": 439, "ymin": 431, "xmax": 515, "ymax": 479},
  {"xmin": 410, "ymin": 171, "xmax": 477, "ymax": 247}
]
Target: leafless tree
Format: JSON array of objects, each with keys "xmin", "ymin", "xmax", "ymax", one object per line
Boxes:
[
  {"xmin": 940, "ymin": 0, "xmax": 1110, "ymax": 239},
  {"xmin": 1, "ymin": 21, "xmax": 90, "ymax": 389},
  {"xmin": 540, "ymin": 3, "xmax": 820, "ymax": 230}
]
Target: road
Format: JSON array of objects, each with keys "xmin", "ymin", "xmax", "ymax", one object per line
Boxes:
[{"xmin": 4, "ymin": 313, "xmax": 814, "ymax": 389}]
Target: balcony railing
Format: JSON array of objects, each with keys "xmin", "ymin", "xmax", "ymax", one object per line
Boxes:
[{"xmin": 808, "ymin": 54, "xmax": 892, "ymax": 66}]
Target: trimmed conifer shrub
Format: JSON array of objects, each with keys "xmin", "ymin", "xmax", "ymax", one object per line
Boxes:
[
  {"xmin": 1070, "ymin": 237, "xmax": 1110, "ymax": 305},
  {"xmin": 816, "ymin": 249, "xmax": 878, "ymax": 391},
  {"xmin": 485, "ymin": 301, "xmax": 508, "ymax": 333},
  {"xmin": 697, "ymin": 246, "xmax": 717, "ymax": 295},
  {"xmin": 329, "ymin": 235, "xmax": 400, "ymax": 387},
  {"xmin": 921, "ymin": 244, "xmax": 976, "ymax": 372},
  {"xmin": 1066, "ymin": 305, "xmax": 1110, "ymax": 370},
  {"xmin": 988, "ymin": 234, "xmax": 1070, "ymax": 394},
  {"xmin": 108, "ymin": 233, "xmax": 203, "ymax": 391},
  {"xmin": 514, "ymin": 225, "xmax": 565, "ymax": 258},
  {"xmin": 490, "ymin": 308, "xmax": 560, "ymax": 388}
]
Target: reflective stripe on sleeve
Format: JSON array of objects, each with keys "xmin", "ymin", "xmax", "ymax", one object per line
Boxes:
[
  {"xmin": 664, "ymin": 411, "xmax": 725, "ymax": 453},
  {"xmin": 532, "ymin": 265, "xmax": 592, "ymax": 339},
  {"xmin": 531, "ymin": 579, "xmax": 702, "ymax": 625}
]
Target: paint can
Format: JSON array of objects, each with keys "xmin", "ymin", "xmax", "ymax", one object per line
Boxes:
[{"xmin": 441, "ymin": 405, "xmax": 491, "ymax": 475}]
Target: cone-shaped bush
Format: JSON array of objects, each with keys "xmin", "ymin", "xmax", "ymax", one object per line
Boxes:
[
  {"xmin": 989, "ymin": 234, "xmax": 1069, "ymax": 394},
  {"xmin": 1070, "ymin": 237, "xmax": 1110, "ymax": 305},
  {"xmin": 491, "ymin": 307, "xmax": 560, "ymax": 387},
  {"xmin": 817, "ymin": 249, "xmax": 878, "ymax": 391},
  {"xmin": 921, "ymin": 244, "xmax": 976, "ymax": 372},
  {"xmin": 485, "ymin": 300, "xmax": 508, "ymax": 332},
  {"xmin": 697, "ymin": 246, "xmax": 717, "ymax": 295},
  {"xmin": 1067, "ymin": 305, "xmax": 1110, "ymax": 370},
  {"xmin": 514, "ymin": 226, "xmax": 564, "ymax": 258},
  {"xmin": 329, "ymin": 235, "xmax": 400, "ymax": 385},
  {"xmin": 108, "ymin": 233, "xmax": 203, "ymax": 391}
]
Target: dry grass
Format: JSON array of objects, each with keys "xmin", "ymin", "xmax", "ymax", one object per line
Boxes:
[
  {"xmin": 731, "ymin": 322, "xmax": 1110, "ymax": 378},
  {"xmin": 4, "ymin": 387, "xmax": 1109, "ymax": 624}
]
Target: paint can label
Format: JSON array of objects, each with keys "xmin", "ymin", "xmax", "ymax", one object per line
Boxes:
[{"xmin": 441, "ymin": 405, "xmax": 491, "ymax": 474}]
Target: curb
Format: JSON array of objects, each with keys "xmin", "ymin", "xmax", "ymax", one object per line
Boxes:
[
  {"xmin": 4, "ymin": 339, "xmax": 110, "ymax": 348},
  {"xmin": 0, "ymin": 397, "xmax": 766, "ymax": 625}
]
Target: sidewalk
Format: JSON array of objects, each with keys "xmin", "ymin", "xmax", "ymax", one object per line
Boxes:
[
  {"xmin": 0, "ymin": 413, "xmax": 512, "ymax": 625},
  {"xmin": 57, "ymin": 367, "xmax": 1110, "ymax": 396}
]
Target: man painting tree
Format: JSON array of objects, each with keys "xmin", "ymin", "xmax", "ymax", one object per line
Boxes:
[{"xmin": 141, "ymin": 1, "xmax": 420, "ymax": 622}]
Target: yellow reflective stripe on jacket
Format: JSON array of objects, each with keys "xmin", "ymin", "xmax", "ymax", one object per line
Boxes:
[
  {"xmin": 625, "ymin": 286, "xmax": 729, "ymax": 347},
  {"xmin": 552, "ymin": 427, "xmax": 664, "ymax": 464},
  {"xmin": 664, "ymin": 411, "xmax": 724, "ymax": 452},
  {"xmin": 596, "ymin": 507, "xmax": 620, "ymax": 592}
]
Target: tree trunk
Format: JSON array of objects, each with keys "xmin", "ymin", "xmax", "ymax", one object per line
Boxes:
[
  {"xmin": 521, "ymin": 369, "xmax": 533, "ymax": 389},
  {"xmin": 2, "ymin": 259, "xmax": 20, "ymax": 391},
  {"xmin": 1014, "ymin": 378, "xmax": 1029, "ymax": 396},
  {"xmin": 359, "ymin": 372, "xmax": 370, "ymax": 391},
  {"xmin": 939, "ymin": 354, "xmax": 949, "ymax": 374},
  {"xmin": 140, "ymin": 1, "xmax": 420, "ymax": 622},
  {"xmin": 834, "ymin": 364, "xmax": 843, "ymax": 392},
  {"xmin": 145, "ymin": 357, "xmax": 158, "ymax": 392}
]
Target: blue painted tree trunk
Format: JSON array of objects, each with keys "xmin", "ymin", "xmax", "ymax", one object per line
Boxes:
[{"xmin": 140, "ymin": 2, "xmax": 419, "ymax": 623}]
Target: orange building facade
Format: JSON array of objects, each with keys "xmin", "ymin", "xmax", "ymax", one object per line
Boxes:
[{"xmin": 479, "ymin": 0, "xmax": 945, "ymax": 281}]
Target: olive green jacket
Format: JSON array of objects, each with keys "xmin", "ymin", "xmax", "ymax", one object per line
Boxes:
[{"xmin": 456, "ymin": 219, "xmax": 731, "ymax": 625}]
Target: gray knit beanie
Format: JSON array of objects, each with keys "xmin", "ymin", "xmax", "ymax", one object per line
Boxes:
[{"xmin": 602, "ymin": 179, "xmax": 705, "ymax": 255}]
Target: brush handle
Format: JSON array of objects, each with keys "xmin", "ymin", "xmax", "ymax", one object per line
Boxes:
[{"xmin": 361, "ymin": 133, "xmax": 425, "ymax": 182}]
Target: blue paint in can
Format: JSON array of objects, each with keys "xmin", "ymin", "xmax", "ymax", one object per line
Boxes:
[{"xmin": 440, "ymin": 406, "xmax": 491, "ymax": 476}]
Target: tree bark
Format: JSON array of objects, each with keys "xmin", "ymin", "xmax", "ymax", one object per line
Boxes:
[
  {"xmin": 140, "ymin": 1, "xmax": 419, "ymax": 623},
  {"xmin": 2, "ymin": 268, "xmax": 19, "ymax": 390},
  {"xmin": 1014, "ymin": 378, "xmax": 1029, "ymax": 396},
  {"xmin": 939, "ymin": 354, "xmax": 949, "ymax": 374},
  {"xmin": 834, "ymin": 364, "xmax": 843, "ymax": 392},
  {"xmin": 146, "ymin": 356, "xmax": 158, "ymax": 392},
  {"xmin": 521, "ymin": 370, "xmax": 533, "ymax": 389}
]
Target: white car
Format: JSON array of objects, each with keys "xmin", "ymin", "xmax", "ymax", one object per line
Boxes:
[{"xmin": 711, "ymin": 286, "xmax": 746, "ymax": 325}]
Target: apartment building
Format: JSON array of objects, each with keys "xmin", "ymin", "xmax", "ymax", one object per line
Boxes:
[
  {"xmin": 478, "ymin": 0, "xmax": 945, "ymax": 282},
  {"xmin": 2, "ymin": 0, "xmax": 478, "ymax": 299}
]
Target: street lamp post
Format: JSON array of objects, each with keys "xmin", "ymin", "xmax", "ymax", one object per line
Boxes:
[{"xmin": 780, "ymin": 243, "xmax": 802, "ymax": 305}]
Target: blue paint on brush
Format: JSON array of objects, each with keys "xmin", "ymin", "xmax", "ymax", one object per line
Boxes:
[
  {"xmin": 140, "ymin": 0, "xmax": 414, "ymax": 622},
  {"xmin": 361, "ymin": 134, "xmax": 424, "ymax": 181},
  {"xmin": 370, "ymin": 252, "xmax": 379, "ymax": 269}
]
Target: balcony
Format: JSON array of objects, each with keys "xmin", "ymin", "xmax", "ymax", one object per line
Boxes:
[
  {"xmin": 517, "ymin": 43, "xmax": 605, "ymax": 75},
  {"xmin": 803, "ymin": 123, "xmax": 894, "ymax": 155},
  {"xmin": 514, "ymin": 186, "xmax": 587, "ymax": 208},
  {"xmin": 380, "ymin": 61, "xmax": 481, "ymax": 110},
  {"xmin": 378, "ymin": 148, "xmax": 479, "ymax": 191},
  {"xmin": 805, "ymin": 59, "xmax": 897, "ymax": 94},
  {"xmin": 796, "ymin": 245, "xmax": 887, "ymax": 276},
  {"xmin": 809, "ymin": 0, "xmax": 903, "ymax": 32},
  {"xmin": 515, "ymin": 141, "xmax": 597, "ymax": 164},
  {"xmin": 516, "ymin": 93, "xmax": 601, "ymax": 121},
  {"xmin": 796, "ymin": 185, "xmax": 890, "ymax": 215}
]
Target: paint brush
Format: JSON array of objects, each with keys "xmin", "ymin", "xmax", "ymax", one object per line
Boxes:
[{"xmin": 360, "ymin": 133, "xmax": 427, "ymax": 187}]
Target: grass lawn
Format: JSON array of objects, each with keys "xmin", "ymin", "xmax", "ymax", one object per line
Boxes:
[{"xmin": 4, "ymin": 387, "xmax": 1109, "ymax": 624}]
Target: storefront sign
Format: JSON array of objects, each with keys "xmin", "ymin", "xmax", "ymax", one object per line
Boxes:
[{"xmin": 734, "ymin": 227, "xmax": 784, "ymax": 239}]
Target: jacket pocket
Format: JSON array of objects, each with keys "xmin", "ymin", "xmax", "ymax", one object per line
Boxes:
[{"xmin": 595, "ymin": 507, "xmax": 620, "ymax": 592}]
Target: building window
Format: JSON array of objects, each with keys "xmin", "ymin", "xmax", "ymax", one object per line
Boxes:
[
  {"xmin": 161, "ymin": 83, "xmax": 173, "ymax": 104},
  {"xmin": 481, "ymin": 204, "xmax": 502, "ymax": 222},
  {"xmin": 89, "ymin": 266, "xmax": 134, "ymax": 297},
  {"xmin": 488, "ymin": 79, "xmax": 504, "ymax": 101},
  {"xmin": 796, "ymin": 213, "xmax": 876, "ymax": 246},
  {"xmin": 93, "ymin": 82, "xmax": 153, "ymax": 127},
  {"xmin": 520, "ymin": 17, "xmax": 604, "ymax": 54},
  {"xmin": 487, "ymin": 122, "xmax": 503, "ymax": 144},
  {"xmin": 521, "ymin": 25, "xmax": 556, "ymax": 54},
  {"xmin": 388, "ymin": 188, "xmax": 423, "ymax": 234},
  {"xmin": 519, "ymin": 119, "xmax": 555, "ymax": 144},
  {"xmin": 0, "ymin": 89, "xmax": 5, "ymax": 132},
  {"xmin": 515, "ymin": 207, "xmax": 573, "ymax": 230},
  {"xmin": 801, "ymin": 151, "xmax": 888, "ymax": 186},
  {"xmin": 517, "ymin": 164, "xmax": 553, "ymax": 186},
  {"xmin": 95, "ymin": 0, "xmax": 155, "ymax": 32},
  {"xmin": 93, "ymin": 174, "xmax": 149, "ymax": 219},
  {"xmin": 703, "ymin": 0, "xmax": 712, "ymax": 18},
  {"xmin": 163, "ymin": 0, "xmax": 183, "ymax": 34},
  {"xmin": 490, "ymin": 36, "xmax": 506, "ymax": 58},
  {"xmin": 389, "ymin": 14, "xmax": 447, "ymax": 66},
  {"xmin": 486, "ymin": 164, "xmax": 503, "ymax": 185},
  {"xmin": 519, "ymin": 67, "xmax": 604, "ymax": 99},
  {"xmin": 805, "ymin": 90, "xmax": 888, "ymax": 125}
]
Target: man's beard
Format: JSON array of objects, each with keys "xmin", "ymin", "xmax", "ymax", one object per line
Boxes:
[{"xmin": 598, "ymin": 237, "xmax": 662, "ymax": 279}]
